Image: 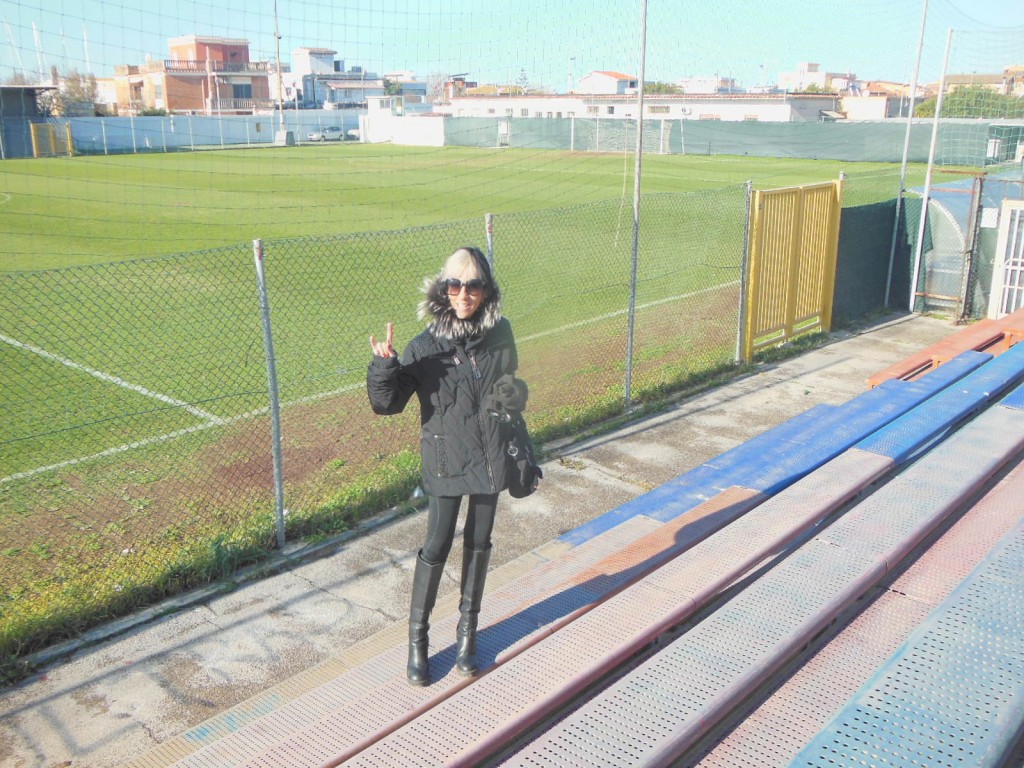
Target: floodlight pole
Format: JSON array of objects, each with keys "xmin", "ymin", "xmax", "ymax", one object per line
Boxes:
[
  {"xmin": 274, "ymin": 0, "xmax": 285, "ymax": 130},
  {"xmin": 624, "ymin": 0, "xmax": 648, "ymax": 410},
  {"xmin": 909, "ymin": 27, "xmax": 952, "ymax": 313},
  {"xmin": 885, "ymin": 0, "xmax": 928, "ymax": 308}
]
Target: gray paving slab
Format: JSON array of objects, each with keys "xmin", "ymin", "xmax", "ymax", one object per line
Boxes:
[{"xmin": 0, "ymin": 311, "xmax": 959, "ymax": 768}]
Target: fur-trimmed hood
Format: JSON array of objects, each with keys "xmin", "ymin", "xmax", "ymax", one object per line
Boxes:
[{"xmin": 418, "ymin": 275, "xmax": 503, "ymax": 342}]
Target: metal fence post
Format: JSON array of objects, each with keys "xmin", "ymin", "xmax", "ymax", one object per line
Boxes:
[
  {"xmin": 736, "ymin": 180, "xmax": 754, "ymax": 363},
  {"xmin": 253, "ymin": 239, "xmax": 287, "ymax": 549},
  {"xmin": 485, "ymin": 213, "xmax": 495, "ymax": 273},
  {"xmin": 624, "ymin": 0, "xmax": 649, "ymax": 411}
]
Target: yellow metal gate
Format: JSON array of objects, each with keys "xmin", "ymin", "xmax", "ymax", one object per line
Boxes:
[
  {"xmin": 30, "ymin": 123, "xmax": 74, "ymax": 158},
  {"xmin": 741, "ymin": 179, "xmax": 842, "ymax": 362}
]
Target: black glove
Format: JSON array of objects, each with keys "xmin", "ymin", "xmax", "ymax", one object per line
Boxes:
[{"xmin": 492, "ymin": 374, "xmax": 528, "ymax": 410}]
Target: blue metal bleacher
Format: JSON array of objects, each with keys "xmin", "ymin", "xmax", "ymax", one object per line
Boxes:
[
  {"xmin": 494, "ymin": 380, "xmax": 1024, "ymax": 767},
  {"xmin": 135, "ymin": 338, "xmax": 1024, "ymax": 768},
  {"xmin": 791, "ymin": 473, "xmax": 1024, "ymax": 768}
]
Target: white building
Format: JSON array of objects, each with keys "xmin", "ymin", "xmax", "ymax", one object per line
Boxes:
[
  {"xmin": 442, "ymin": 92, "xmax": 839, "ymax": 123},
  {"xmin": 322, "ymin": 72, "xmax": 386, "ymax": 108},
  {"xmin": 293, "ymin": 47, "xmax": 341, "ymax": 76},
  {"xmin": 267, "ymin": 47, "xmax": 341, "ymax": 106},
  {"xmin": 778, "ymin": 62, "xmax": 856, "ymax": 93},
  {"xmin": 384, "ymin": 71, "xmax": 429, "ymax": 102},
  {"xmin": 575, "ymin": 71, "xmax": 638, "ymax": 95},
  {"xmin": 840, "ymin": 95, "xmax": 902, "ymax": 120},
  {"xmin": 676, "ymin": 76, "xmax": 741, "ymax": 94}
]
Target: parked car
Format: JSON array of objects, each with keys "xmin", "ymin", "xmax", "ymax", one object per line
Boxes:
[{"xmin": 307, "ymin": 126, "xmax": 344, "ymax": 142}]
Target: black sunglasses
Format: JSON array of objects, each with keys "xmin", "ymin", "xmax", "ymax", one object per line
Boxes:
[{"xmin": 444, "ymin": 278, "xmax": 487, "ymax": 296}]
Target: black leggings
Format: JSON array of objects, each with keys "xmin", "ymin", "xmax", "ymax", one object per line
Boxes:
[{"xmin": 420, "ymin": 493, "xmax": 498, "ymax": 565}]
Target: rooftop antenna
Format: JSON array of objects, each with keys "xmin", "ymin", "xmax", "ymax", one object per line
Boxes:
[{"xmin": 274, "ymin": 0, "xmax": 284, "ymax": 129}]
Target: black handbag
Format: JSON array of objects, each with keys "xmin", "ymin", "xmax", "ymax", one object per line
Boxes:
[
  {"xmin": 505, "ymin": 412, "xmax": 542, "ymax": 498},
  {"xmin": 486, "ymin": 375, "xmax": 542, "ymax": 498}
]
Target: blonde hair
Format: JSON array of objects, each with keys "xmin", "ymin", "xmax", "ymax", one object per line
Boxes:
[{"xmin": 441, "ymin": 247, "xmax": 486, "ymax": 282}]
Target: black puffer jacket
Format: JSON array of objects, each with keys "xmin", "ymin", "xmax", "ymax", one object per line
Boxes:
[{"xmin": 367, "ymin": 277, "xmax": 521, "ymax": 497}]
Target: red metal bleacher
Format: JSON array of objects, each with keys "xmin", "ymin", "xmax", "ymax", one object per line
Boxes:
[{"xmin": 867, "ymin": 307, "xmax": 1024, "ymax": 388}]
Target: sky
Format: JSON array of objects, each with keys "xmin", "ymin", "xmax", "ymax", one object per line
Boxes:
[{"xmin": 2, "ymin": 0, "xmax": 1023, "ymax": 91}]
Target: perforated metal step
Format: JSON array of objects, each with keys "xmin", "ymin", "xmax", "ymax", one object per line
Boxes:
[
  {"xmin": 338, "ymin": 449, "xmax": 898, "ymax": 766},
  {"xmin": 497, "ymin": 404, "xmax": 1024, "ymax": 767},
  {"xmin": 146, "ymin": 515, "xmax": 666, "ymax": 768},
  {"xmin": 682, "ymin": 456, "xmax": 1024, "ymax": 766},
  {"xmin": 791, "ymin": 486, "xmax": 1024, "ymax": 767}
]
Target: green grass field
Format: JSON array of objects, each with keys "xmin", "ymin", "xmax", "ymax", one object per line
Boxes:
[
  {"xmin": 0, "ymin": 144, "xmax": 925, "ymax": 674},
  {"xmin": 0, "ymin": 144, "xmax": 921, "ymax": 271}
]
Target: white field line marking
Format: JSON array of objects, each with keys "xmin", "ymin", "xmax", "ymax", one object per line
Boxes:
[
  {"xmin": 519, "ymin": 280, "xmax": 740, "ymax": 343},
  {"xmin": 0, "ymin": 192, "xmax": 11, "ymax": 205},
  {"xmin": 1, "ymin": 381, "xmax": 367, "ymax": 484},
  {"xmin": 3, "ymin": 280, "xmax": 737, "ymax": 484},
  {"xmin": 0, "ymin": 333, "xmax": 225, "ymax": 425}
]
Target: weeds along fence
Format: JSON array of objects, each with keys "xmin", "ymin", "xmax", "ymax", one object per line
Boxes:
[{"xmin": 0, "ymin": 172, "xmax": 905, "ymax": 673}]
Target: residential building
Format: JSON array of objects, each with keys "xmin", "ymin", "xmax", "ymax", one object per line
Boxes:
[
  {"xmin": 384, "ymin": 71, "xmax": 429, "ymax": 103},
  {"xmin": 443, "ymin": 76, "xmax": 478, "ymax": 103},
  {"xmin": 465, "ymin": 83, "xmax": 527, "ymax": 98},
  {"xmin": 945, "ymin": 72, "xmax": 1012, "ymax": 95},
  {"xmin": 286, "ymin": 47, "xmax": 336, "ymax": 106},
  {"xmin": 1006, "ymin": 66, "xmax": 1024, "ymax": 96},
  {"xmin": 778, "ymin": 62, "xmax": 856, "ymax": 93},
  {"xmin": 840, "ymin": 80, "xmax": 933, "ymax": 120},
  {"xmin": 321, "ymin": 67, "xmax": 386, "ymax": 109},
  {"xmin": 286, "ymin": 47, "xmax": 386, "ymax": 108},
  {"xmin": 576, "ymin": 71, "xmax": 638, "ymax": 95},
  {"xmin": 442, "ymin": 92, "xmax": 839, "ymax": 122},
  {"xmin": 676, "ymin": 75, "xmax": 742, "ymax": 94},
  {"xmin": 112, "ymin": 35, "xmax": 272, "ymax": 115}
]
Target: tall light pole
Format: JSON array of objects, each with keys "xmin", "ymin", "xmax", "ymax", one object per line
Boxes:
[
  {"xmin": 624, "ymin": 0, "xmax": 648, "ymax": 409},
  {"xmin": 885, "ymin": 0, "xmax": 929, "ymax": 308},
  {"xmin": 274, "ymin": 0, "xmax": 285, "ymax": 130}
]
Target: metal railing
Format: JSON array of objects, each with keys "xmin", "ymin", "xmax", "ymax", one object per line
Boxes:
[{"xmin": 151, "ymin": 59, "xmax": 273, "ymax": 74}]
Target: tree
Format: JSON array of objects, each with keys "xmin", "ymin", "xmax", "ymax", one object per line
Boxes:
[
  {"xmin": 36, "ymin": 67, "xmax": 98, "ymax": 116},
  {"xmin": 516, "ymin": 69, "xmax": 530, "ymax": 95},
  {"xmin": 427, "ymin": 72, "xmax": 448, "ymax": 104},
  {"xmin": 915, "ymin": 85, "xmax": 1024, "ymax": 119},
  {"xmin": 62, "ymin": 69, "xmax": 98, "ymax": 105},
  {"xmin": 645, "ymin": 81, "xmax": 682, "ymax": 95},
  {"xmin": 3, "ymin": 72, "xmax": 35, "ymax": 86},
  {"xmin": 383, "ymin": 78, "xmax": 403, "ymax": 96}
]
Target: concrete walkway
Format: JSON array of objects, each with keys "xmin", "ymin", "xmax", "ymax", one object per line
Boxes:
[{"xmin": 0, "ymin": 311, "xmax": 960, "ymax": 768}]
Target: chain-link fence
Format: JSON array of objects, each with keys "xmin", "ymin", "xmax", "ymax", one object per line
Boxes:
[
  {"xmin": 0, "ymin": 245, "xmax": 275, "ymax": 669},
  {"xmin": 833, "ymin": 168, "xmax": 909, "ymax": 323},
  {"xmin": 0, "ymin": 174, "xmax": 887, "ymax": 673},
  {"xmin": 907, "ymin": 169, "xmax": 1024, "ymax": 319}
]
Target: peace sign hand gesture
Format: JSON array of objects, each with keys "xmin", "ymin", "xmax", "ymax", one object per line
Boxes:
[{"xmin": 370, "ymin": 322, "xmax": 397, "ymax": 358}]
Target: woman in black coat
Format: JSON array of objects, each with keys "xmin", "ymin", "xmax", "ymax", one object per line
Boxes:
[{"xmin": 367, "ymin": 246, "xmax": 526, "ymax": 686}]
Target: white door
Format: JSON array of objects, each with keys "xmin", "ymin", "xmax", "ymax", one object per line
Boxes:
[{"xmin": 988, "ymin": 200, "xmax": 1024, "ymax": 318}]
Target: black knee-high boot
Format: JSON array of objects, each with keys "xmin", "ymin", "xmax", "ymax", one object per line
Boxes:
[
  {"xmin": 408, "ymin": 551, "xmax": 445, "ymax": 686},
  {"xmin": 455, "ymin": 545, "xmax": 492, "ymax": 676}
]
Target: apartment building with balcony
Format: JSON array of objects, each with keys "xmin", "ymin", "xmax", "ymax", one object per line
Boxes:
[{"xmin": 113, "ymin": 35, "xmax": 272, "ymax": 115}]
